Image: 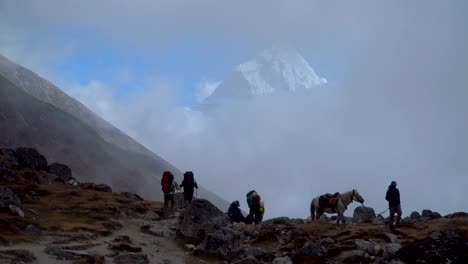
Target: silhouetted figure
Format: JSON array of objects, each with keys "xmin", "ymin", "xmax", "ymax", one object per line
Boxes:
[
  {"xmin": 181, "ymin": 171, "xmax": 198, "ymax": 205},
  {"xmin": 386, "ymin": 181, "xmax": 402, "ymax": 227}
]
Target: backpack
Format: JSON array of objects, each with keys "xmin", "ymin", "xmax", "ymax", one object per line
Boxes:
[
  {"xmin": 161, "ymin": 171, "xmax": 174, "ymax": 193},
  {"xmin": 246, "ymin": 190, "xmax": 260, "ymax": 205},
  {"xmin": 183, "ymin": 171, "xmax": 194, "ymax": 188}
]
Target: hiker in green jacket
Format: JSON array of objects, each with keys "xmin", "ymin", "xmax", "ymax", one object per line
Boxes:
[{"xmin": 161, "ymin": 171, "xmax": 181, "ymax": 217}]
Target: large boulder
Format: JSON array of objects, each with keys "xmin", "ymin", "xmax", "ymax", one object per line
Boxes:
[
  {"xmin": 380, "ymin": 228, "xmax": 468, "ymax": 264},
  {"xmin": 179, "ymin": 199, "xmax": 229, "ymax": 241},
  {"xmin": 15, "ymin": 147, "xmax": 48, "ymax": 170},
  {"xmin": 410, "ymin": 211, "xmax": 421, "ymax": 220},
  {"xmin": 0, "ymin": 148, "xmax": 19, "ymax": 169},
  {"xmin": 0, "ymin": 186, "xmax": 21, "ymax": 209},
  {"xmin": 353, "ymin": 206, "xmax": 375, "ymax": 223},
  {"xmin": 195, "ymin": 227, "xmax": 244, "ymax": 257},
  {"xmin": 421, "ymin": 209, "xmax": 442, "ymax": 219},
  {"xmin": 47, "ymin": 162, "xmax": 72, "ymax": 181}
]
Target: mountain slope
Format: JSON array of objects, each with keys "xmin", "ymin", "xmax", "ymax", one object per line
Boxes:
[
  {"xmin": 201, "ymin": 47, "xmax": 327, "ymax": 108},
  {"xmin": 0, "ymin": 55, "xmax": 228, "ymax": 210}
]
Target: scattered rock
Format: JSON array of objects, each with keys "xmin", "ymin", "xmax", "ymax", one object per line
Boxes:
[
  {"xmin": 355, "ymin": 239, "xmax": 371, "ymax": 251},
  {"xmin": 353, "ymin": 206, "xmax": 376, "ymax": 223},
  {"xmin": 262, "ymin": 217, "xmax": 293, "ymax": 226},
  {"xmin": 421, "ymin": 209, "xmax": 441, "ymax": 219},
  {"xmin": 232, "ymin": 256, "xmax": 260, "ymax": 264},
  {"xmin": 15, "ymin": 147, "xmax": 48, "ymax": 170},
  {"xmin": 0, "ymin": 167, "xmax": 17, "ymax": 182},
  {"xmin": 121, "ymin": 192, "xmax": 144, "ymax": 201},
  {"xmin": 113, "ymin": 253, "xmax": 149, "ymax": 264},
  {"xmin": 45, "ymin": 246, "xmax": 95, "ymax": 261},
  {"xmin": 184, "ymin": 244, "xmax": 196, "ymax": 251},
  {"xmin": 320, "ymin": 237, "xmax": 335, "ymax": 245},
  {"xmin": 272, "ymin": 256, "xmax": 293, "ymax": 264},
  {"xmin": 240, "ymin": 247, "xmax": 267, "ymax": 259},
  {"xmin": 0, "ymin": 148, "xmax": 19, "ymax": 169},
  {"xmin": 112, "ymin": 235, "xmax": 131, "ymax": 244},
  {"xmin": 289, "ymin": 228, "xmax": 308, "ymax": 242},
  {"xmin": 22, "ymin": 170, "xmax": 43, "ymax": 184},
  {"xmin": 368, "ymin": 241, "xmax": 381, "ymax": 256},
  {"xmin": 9, "ymin": 205, "xmax": 24, "ymax": 217},
  {"xmin": 372, "ymin": 214, "xmax": 385, "ymax": 225},
  {"xmin": 244, "ymin": 227, "xmax": 258, "ymax": 238},
  {"xmin": 0, "ymin": 249, "xmax": 36, "ymax": 263},
  {"xmin": 195, "ymin": 227, "xmax": 244, "ymax": 257},
  {"xmin": 0, "ymin": 186, "xmax": 21, "ymax": 208},
  {"xmin": 95, "ymin": 184, "xmax": 112, "ymax": 193},
  {"xmin": 381, "ymin": 228, "xmax": 467, "ymax": 263},
  {"xmin": 297, "ymin": 242, "xmax": 327, "ymax": 257},
  {"xmin": 410, "ymin": 211, "xmax": 421, "ymax": 219},
  {"xmin": 179, "ymin": 199, "xmax": 229, "ymax": 242},
  {"xmin": 385, "ymin": 233, "xmax": 399, "ymax": 243},
  {"xmin": 142, "ymin": 210, "xmax": 160, "ymax": 221},
  {"xmin": 140, "ymin": 224, "xmax": 171, "ymax": 238},
  {"xmin": 382, "ymin": 243, "xmax": 402, "ymax": 257},
  {"xmin": 232, "ymin": 222, "xmax": 246, "ymax": 231},
  {"xmin": 336, "ymin": 250, "xmax": 367, "ymax": 263},
  {"xmin": 24, "ymin": 224, "xmax": 42, "ymax": 235},
  {"xmin": 445, "ymin": 212, "xmax": 468, "ymax": 218},
  {"xmin": 47, "ymin": 162, "xmax": 72, "ymax": 181},
  {"xmin": 110, "ymin": 243, "xmax": 142, "ymax": 253}
]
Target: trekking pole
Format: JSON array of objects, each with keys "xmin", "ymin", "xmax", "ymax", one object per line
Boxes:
[{"xmin": 377, "ymin": 209, "xmax": 389, "ymax": 216}]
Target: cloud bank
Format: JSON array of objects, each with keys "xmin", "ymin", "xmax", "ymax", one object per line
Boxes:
[{"xmin": 1, "ymin": 0, "xmax": 467, "ymax": 218}]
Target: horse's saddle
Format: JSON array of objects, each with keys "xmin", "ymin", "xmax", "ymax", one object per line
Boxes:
[{"xmin": 319, "ymin": 192, "xmax": 340, "ymax": 208}]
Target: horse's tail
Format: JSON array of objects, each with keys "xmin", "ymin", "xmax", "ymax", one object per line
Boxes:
[{"xmin": 310, "ymin": 199, "xmax": 316, "ymax": 221}]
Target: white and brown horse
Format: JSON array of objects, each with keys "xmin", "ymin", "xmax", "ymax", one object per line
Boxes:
[{"xmin": 310, "ymin": 189, "xmax": 365, "ymax": 224}]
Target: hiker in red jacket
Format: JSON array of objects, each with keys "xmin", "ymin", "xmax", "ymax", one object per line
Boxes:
[{"xmin": 180, "ymin": 171, "xmax": 198, "ymax": 205}]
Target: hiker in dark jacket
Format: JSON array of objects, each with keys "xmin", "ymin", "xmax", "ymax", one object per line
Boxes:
[
  {"xmin": 385, "ymin": 181, "xmax": 402, "ymax": 227},
  {"xmin": 180, "ymin": 171, "xmax": 198, "ymax": 205},
  {"xmin": 227, "ymin": 201, "xmax": 245, "ymax": 223}
]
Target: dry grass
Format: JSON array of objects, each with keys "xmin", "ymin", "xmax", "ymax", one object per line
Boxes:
[{"xmin": 0, "ymin": 173, "xmax": 163, "ymax": 244}]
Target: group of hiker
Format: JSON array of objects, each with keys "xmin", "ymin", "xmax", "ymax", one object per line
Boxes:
[
  {"xmin": 161, "ymin": 170, "xmax": 402, "ymax": 228},
  {"xmin": 160, "ymin": 170, "xmax": 198, "ymax": 216},
  {"xmin": 160, "ymin": 170, "xmax": 266, "ymax": 224},
  {"xmin": 227, "ymin": 190, "xmax": 265, "ymax": 225}
]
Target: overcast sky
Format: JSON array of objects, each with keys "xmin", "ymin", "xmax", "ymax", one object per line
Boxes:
[{"xmin": 1, "ymin": 0, "xmax": 467, "ymax": 218}]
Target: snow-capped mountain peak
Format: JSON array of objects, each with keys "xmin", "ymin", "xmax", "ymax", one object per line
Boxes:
[{"xmin": 201, "ymin": 47, "xmax": 327, "ymax": 106}]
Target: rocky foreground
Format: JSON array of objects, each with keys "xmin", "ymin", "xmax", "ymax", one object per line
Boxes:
[{"xmin": 1, "ymin": 147, "xmax": 468, "ymax": 264}]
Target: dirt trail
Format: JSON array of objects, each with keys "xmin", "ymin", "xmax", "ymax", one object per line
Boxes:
[{"xmin": 2, "ymin": 217, "xmax": 208, "ymax": 264}]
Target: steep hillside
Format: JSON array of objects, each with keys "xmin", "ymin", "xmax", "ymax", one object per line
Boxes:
[{"xmin": 0, "ymin": 72, "xmax": 227, "ymax": 209}]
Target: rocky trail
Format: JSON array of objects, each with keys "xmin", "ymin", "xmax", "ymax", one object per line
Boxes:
[{"xmin": 1, "ymin": 147, "xmax": 468, "ymax": 264}]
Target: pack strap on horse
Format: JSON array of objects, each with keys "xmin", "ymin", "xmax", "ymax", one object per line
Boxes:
[{"xmin": 319, "ymin": 192, "xmax": 341, "ymax": 208}]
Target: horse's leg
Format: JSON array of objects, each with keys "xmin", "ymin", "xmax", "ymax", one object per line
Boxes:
[{"xmin": 317, "ymin": 210, "xmax": 324, "ymax": 220}]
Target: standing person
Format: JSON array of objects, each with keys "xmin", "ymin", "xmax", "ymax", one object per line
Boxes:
[
  {"xmin": 245, "ymin": 190, "xmax": 263, "ymax": 225},
  {"xmin": 180, "ymin": 171, "xmax": 198, "ymax": 205},
  {"xmin": 385, "ymin": 181, "xmax": 402, "ymax": 227},
  {"xmin": 161, "ymin": 171, "xmax": 180, "ymax": 217}
]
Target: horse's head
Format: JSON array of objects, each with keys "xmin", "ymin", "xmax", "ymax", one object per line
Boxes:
[{"xmin": 352, "ymin": 189, "xmax": 365, "ymax": 204}]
